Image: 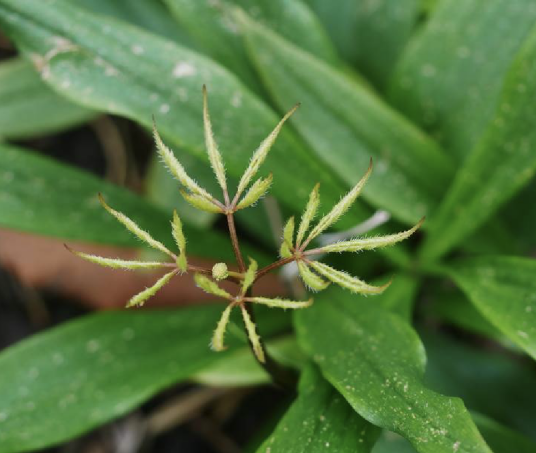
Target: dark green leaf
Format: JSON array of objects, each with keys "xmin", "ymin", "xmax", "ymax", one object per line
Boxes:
[
  {"xmin": 440, "ymin": 256, "xmax": 536, "ymax": 360},
  {"xmin": 305, "ymin": 0, "xmax": 419, "ymax": 87},
  {"xmin": 373, "ymin": 273, "xmax": 419, "ymax": 322},
  {"xmin": 163, "ymin": 0, "xmax": 339, "ymax": 93},
  {"xmin": 0, "ymin": 58, "xmax": 93, "ymax": 139},
  {"xmin": 0, "ymin": 305, "xmax": 224, "ymax": 452},
  {"xmin": 296, "ymin": 288, "xmax": 492, "ymax": 453},
  {"xmin": 0, "ymin": 143, "xmax": 249, "ymax": 261},
  {"xmin": 242, "ymin": 17, "xmax": 454, "ymax": 225},
  {"xmin": 0, "ymin": 0, "xmax": 368, "ymax": 227},
  {"xmin": 423, "ymin": 330, "xmax": 536, "ymax": 440},
  {"xmin": 257, "ymin": 365, "xmax": 379, "ymax": 453},
  {"xmin": 471, "ymin": 413, "xmax": 536, "ymax": 453},
  {"xmin": 71, "ymin": 0, "xmax": 194, "ymax": 44},
  {"xmin": 390, "ymin": 0, "xmax": 536, "ymax": 161},
  {"xmin": 420, "ymin": 24, "xmax": 536, "ymax": 259}
]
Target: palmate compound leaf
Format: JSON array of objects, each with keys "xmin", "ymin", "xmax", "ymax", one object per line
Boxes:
[
  {"xmin": 257, "ymin": 365, "xmax": 380, "ymax": 453},
  {"xmin": 295, "ymin": 287, "xmax": 493, "ymax": 453},
  {"xmin": 0, "ymin": 305, "xmax": 228, "ymax": 452}
]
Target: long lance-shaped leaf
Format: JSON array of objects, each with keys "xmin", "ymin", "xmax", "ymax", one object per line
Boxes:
[
  {"xmin": 180, "ymin": 190, "xmax": 224, "ymax": 214},
  {"xmin": 127, "ymin": 270, "xmax": 177, "ymax": 307},
  {"xmin": 296, "ymin": 183, "xmax": 320, "ymax": 247},
  {"xmin": 235, "ymin": 174, "xmax": 272, "ymax": 210},
  {"xmin": 210, "ymin": 304, "xmax": 234, "ymax": 352},
  {"xmin": 246, "ymin": 297, "xmax": 312, "ymax": 309},
  {"xmin": 98, "ymin": 194, "xmax": 172, "ymax": 257},
  {"xmin": 240, "ymin": 305, "xmax": 265, "ymax": 363},
  {"xmin": 317, "ymin": 217, "xmax": 424, "ymax": 254},
  {"xmin": 234, "ymin": 103, "xmax": 299, "ymax": 201},
  {"xmin": 194, "ymin": 273, "xmax": 233, "ymax": 300},
  {"xmin": 202, "ymin": 85, "xmax": 227, "ymax": 194},
  {"xmin": 310, "ymin": 261, "xmax": 390, "ymax": 295},
  {"xmin": 67, "ymin": 246, "xmax": 167, "ymax": 270},
  {"xmin": 171, "ymin": 210, "xmax": 187, "ymax": 271},
  {"xmin": 304, "ymin": 160, "xmax": 372, "ymax": 247},
  {"xmin": 298, "ymin": 261, "xmax": 330, "ymax": 292},
  {"xmin": 153, "ymin": 124, "xmax": 215, "ymax": 201},
  {"xmin": 241, "ymin": 258, "xmax": 258, "ymax": 295}
]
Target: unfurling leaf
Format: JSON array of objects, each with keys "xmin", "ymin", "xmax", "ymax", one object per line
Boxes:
[
  {"xmin": 98, "ymin": 194, "xmax": 172, "ymax": 257},
  {"xmin": 298, "ymin": 261, "xmax": 330, "ymax": 291},
  {"xmin": 203, "ymin": 85, "xmax": 227, "ymax": 193},
  {"xmin": 246, "ymin": 296, "xmax": 313, "ymax": 309},
  {"xmin": 305, "ymin": 159, "xmax": 372, "ymax": 246},
  {"xmin": 66, "ymin": 246, "xmax": 167, "ymax": 270},
  {"xmin": 296, "ymin": 183, "xmax": 320, "ymax": 247},
  {"xmin": 194, "ymin": 273, "xmax": 233, "ymax": 299},
  {"xmin": 172, "ymin": 210, "xmax": 187, "ymax": 272},
  {"xmin": 212, "ymin": 262, "xmax": 229, "ymax": 281},
  {"xmin": 240, "ymin": 305, "xmax": 265, "ymax": 363},
  {"xmin": 235, "ymin": 174, "xmax": 273, "ymax": 210},
  {"xmin": 180, "ymin": 190, "xmax": 224, "ymax": 214},
  {"xmin": 211, "ymin": 304, "xmax": 234, "ymax": 351},
  {"xmin": 153, "ymin": 123, "xmax": 214, "ymax": 200},
  {"xmin": 309, "ymin": 260, "xmax": 390, "ymax": 295},
  {"xmin": 127, "ymin": 270, "xmax": 178, "ymax": 307},
  {"xmin": 318, "ymin": 217, "xmax": 424, "ymax": 254},
  {"xmin": 241, "ymin": 258, "xmax": 258, "ymax": 294},
  {"xmin": 235, "ymin": 103, "xmax": 300, "ymax": 200}
]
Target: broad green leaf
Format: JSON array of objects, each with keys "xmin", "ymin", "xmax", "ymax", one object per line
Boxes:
[
  {"xmin": 440, "ymin": 256, "xmax": 536, "ymax": 360},
  {"xmin": 390, "ymin": 0, "xmax": 536, "ymax": 161},
  {"xmin": 163, "ymin": 0, "xmax": 339, "ymax": 93},
  {"xmin": 420, "ymin": 24, "xmax": 536, "ymax": 260},
  {"xmin": 304, "ymin": 0, "xmax": 419, "ymax": 87},
  {"xmin": 70, "ymin": 0, "xmax": 194, "ymax": 44},
  {"xmin": 0, "ymin": 58, "xmax": 93, "ymax": 139},
  {"xmin": 258, "ymin": 365, "xmax": 380, "ymax": 453},
  {"xmin": 0, "ymin": 0, "xmax": 370, "ymax": 228},
  {"xmin": 0, "ymin": 305, "xmax": 225, "ymax": 452},
  {"xmin": 0, "ymin": 143, "xmax": 251, "ymax": 261},
  {"xmin": 426, "ymin": 286, "xmax": 505, "ymax": 343},
  {"xmin": 423, "ymin": 330, "xmax": 536, "ymax": 440},
  {"xmin": 242, "ymin": 17, "xmax": 454, "ymax": 225},
  {"xmin": 296, "ymin": 288, "xmax": 492, "ymax": 453}
]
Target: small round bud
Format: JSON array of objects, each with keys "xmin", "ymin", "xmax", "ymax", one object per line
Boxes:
[{"xmin": 212, "ymin": 263, "xmax": 229, "ymax": 281}]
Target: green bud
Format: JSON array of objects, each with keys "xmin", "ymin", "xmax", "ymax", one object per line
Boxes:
[{"xmin": 212, "ymin": 262, "xmax": 229, "ymax": 281}]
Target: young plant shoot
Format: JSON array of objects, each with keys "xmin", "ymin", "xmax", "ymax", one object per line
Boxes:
[{"xmin": 69, "ymin": 86, "xmax": 422, "ymax": 370}]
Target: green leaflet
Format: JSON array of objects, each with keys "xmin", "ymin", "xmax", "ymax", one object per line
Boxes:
[
  {"xmin": 242, "ymin": 17, "xmax": 454, "ymax": 225},
  {"xmin": 0, "ymin": 305, "xmax": 225, "ymax": 452},
  {"xmin": 304, "ymin": 0, "xmax": 419, "ymax": 87},
  {"xmin": 422, "ymin": 330, "xmax": 536, "ymax": 440},
  {"xmin": 295, "ymin": 288, "xmax": 492, "ymax": 453},
  {"xmin": 440, "ymin": 256, "xmax": 536, "ymax": 360},
  {"xmin": 0, "ymin": 143, "xmax": 247, "ymax": 261},
  {"xmin": 163, "ymin": 0, "xmax": 340, "ymax": 93},
  {"xmin": 390, "ymin": 0, "xmax": 536, "ymax": 161},
  {"xmin": 257, "ymin": 365, "xmax": 380, "ymax": 453},
  {"xmin": 0, "ymin": 0, "xmax": 369, "ymax": 228},
  {"xmin": 420, "ymin": 24, "xmax": 536, "ymax": 259},
  {"xmin": 0, "ymin": 58, "xmax": 93, "ymax": 139}
]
